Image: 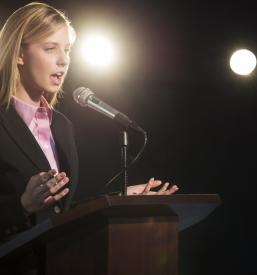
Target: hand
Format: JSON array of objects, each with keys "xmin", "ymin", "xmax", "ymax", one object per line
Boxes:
[
  {"xmin": 127, "ymin": 177, "xmax": 178, "ymax": 195},
  {"xmin": 21, "ymin": 169, "xmax": 69, "ymax": 214}
]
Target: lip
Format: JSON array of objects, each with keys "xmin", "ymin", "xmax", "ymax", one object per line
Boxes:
[
  {"xmin": 50, "ymin": 74, "xmax": 62, "ymax": 86},
  {"xmin": 51, "ymin": 71, "xmax": 65, "ymax": 77},
  {"xmin": 50, "ymin": 71, "xmax": 65, "ymax": 86}
]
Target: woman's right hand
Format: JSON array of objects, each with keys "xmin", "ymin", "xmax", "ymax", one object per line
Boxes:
[{"xmin": 21, "ymin": 169, "xmax": 69, "ymax": 214}]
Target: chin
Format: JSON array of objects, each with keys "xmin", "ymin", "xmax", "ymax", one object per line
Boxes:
[{"xmin": 45, "ymin": 86, "xmax": 61, "ymax": 94}]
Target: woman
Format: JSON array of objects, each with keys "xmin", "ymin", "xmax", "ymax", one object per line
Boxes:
[{"xmin": 0, "ymin": 2, "xmax": 178, "ymax": 246}]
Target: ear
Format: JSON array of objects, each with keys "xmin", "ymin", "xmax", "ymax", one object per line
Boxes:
[{"xmin": 17, "ymin": 48, "xmax": 24, "ymax": 65}]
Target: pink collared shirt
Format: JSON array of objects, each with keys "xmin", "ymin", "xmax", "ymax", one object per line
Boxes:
[{"xmin": 12, "ymin": 96, "xmax": 59, "ymax": 172}]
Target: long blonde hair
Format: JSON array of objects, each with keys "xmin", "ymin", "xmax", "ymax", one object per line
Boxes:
[{"xmin": 0, "ymin": 2, "xmax": 75, "ymax": 107}]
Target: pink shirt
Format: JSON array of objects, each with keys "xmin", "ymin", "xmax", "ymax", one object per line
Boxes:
[{"xmin": 12, "ymin": 96, "xmax": 59, "ymax": 172}]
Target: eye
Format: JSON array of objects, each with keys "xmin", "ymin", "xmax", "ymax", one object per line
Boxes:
[{"xmin": 45, "ymin": 47, "xmax": 56, "ymax": 52}]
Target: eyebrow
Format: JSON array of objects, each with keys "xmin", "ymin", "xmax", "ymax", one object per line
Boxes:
[{"xmin": 43, "ymin": 42, "xmax": 71, "ymax": 47}]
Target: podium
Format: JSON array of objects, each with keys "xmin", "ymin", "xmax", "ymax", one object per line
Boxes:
[{"xmin": 0, "ymin": 194, "xmax": 221, "ymax": 275}]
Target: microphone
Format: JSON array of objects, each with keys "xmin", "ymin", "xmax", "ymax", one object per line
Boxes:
[{"xmin": 73, "ymin": 87, "xmax": 145, "ymax": 133}]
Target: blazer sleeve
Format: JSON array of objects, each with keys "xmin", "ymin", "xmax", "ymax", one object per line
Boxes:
[{"xmin": 0, "ymin": 173, "xmax": 33, "ymax": 242}]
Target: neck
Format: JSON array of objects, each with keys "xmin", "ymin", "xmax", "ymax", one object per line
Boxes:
[{"xmin": 16, "ymin": 84, "xmax": 43, "ymax": 107}]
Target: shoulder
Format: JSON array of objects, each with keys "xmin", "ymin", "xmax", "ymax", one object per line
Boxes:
[
  {"xmin": 0, "ymin": 104, "xmax": 19, "ymax": 126},
  {"xmin": 51, "ymin": 109, "xmax": 76, "ymax": 138},
  {"xmin": 0, "ymin": 104, "xmax": 10, "ymax": 119},
  {"xmin": 52, "ymin": 109, "xmax": 73, "ymax": 127}
]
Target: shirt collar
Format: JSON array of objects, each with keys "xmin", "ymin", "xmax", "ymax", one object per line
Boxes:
[
  {"xmin": 12, "ymin": 96, "xmax": 53, "ymax": 126},
  {"xmin": 39, "ymin": 96, "xmax": 53, "ymax": 123}
]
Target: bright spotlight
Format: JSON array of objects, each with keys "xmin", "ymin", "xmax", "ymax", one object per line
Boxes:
[
  {"xmin": 81, "ymin": 34, "xmax": 115, "ymax": 68},
  {"xmin": 230, "ymin": 49, "xmax": 256, "ymax": 76}
]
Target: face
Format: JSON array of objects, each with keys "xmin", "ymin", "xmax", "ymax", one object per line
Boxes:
[{"xmin": 18, "ymin": 25, "xmax": 71, "ymax": 98}]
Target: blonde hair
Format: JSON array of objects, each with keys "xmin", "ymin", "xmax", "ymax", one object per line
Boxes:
[{"xmin": 0, "ymin": 2, "xmax": 75, "ymax": 107}]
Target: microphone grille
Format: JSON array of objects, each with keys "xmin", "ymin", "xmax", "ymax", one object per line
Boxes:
[{"xmin": 73, "ymin": 87, "xmax": 94, "ymax": 105}]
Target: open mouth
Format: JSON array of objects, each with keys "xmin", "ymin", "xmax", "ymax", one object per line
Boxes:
[{"xmin": 50, "ymin": 72, "xmax": 64, "ymax": 85}]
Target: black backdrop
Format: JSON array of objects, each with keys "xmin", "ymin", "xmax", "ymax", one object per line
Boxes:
[{"xmin": 1, "ymin": 1, "xmax": 257, "ymax": 274}]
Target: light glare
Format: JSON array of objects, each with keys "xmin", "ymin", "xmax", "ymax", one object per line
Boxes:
[
  {"xmin": 230, "ymin": 49, "xmax": 256, "ymax": 76},
  {"xmin": 81, "ymin": 34, "xmax": 115, "ymax": 68}
]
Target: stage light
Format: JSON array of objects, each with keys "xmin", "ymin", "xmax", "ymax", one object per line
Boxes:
[
  {"xmin": 81, "ymin": 34, "xmax": 115, "ymax": 68},
  {"xmin": 230, "ymin": 49, "xmax": 256, "ymax": 76}
]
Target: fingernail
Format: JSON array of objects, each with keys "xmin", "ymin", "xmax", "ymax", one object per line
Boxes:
[
  {"xmin": 149, "ymin": 177, "xmax": 154, "ymax": 182},
  {"xmin": 63, "ymin": 188, "xmax": 69, "ymax": 194},
  {"xmin": 63, "ymin": 177, "xmax": 69, "ymax": 184}
]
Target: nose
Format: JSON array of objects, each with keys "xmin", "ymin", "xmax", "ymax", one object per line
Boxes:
[{"xmin": 57, "ymin": 50, "xmax": 69, "ymax": 67}]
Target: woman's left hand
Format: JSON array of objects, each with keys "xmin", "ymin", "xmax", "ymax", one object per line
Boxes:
[{"xmin": 127, "ymin": 177, "xmax": 179, "ymax": 195}]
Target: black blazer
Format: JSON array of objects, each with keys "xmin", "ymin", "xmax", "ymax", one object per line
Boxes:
[{"xmin": 0, "ymin": 104, "xmax": 78, "ymax": 242}]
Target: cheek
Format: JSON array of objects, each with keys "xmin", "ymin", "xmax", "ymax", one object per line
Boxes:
[
  {"xmin": 32, "ymin": 53, "xmax": 52, "ymax": 70},
  {"xmin": 27, "ymin": 54, "xmax": 53, "ymax": 78}
]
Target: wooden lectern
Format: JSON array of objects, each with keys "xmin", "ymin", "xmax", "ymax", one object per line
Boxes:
[{"xmin": 0, "ymin": 194, "xmax": 221, "ymax": 275}]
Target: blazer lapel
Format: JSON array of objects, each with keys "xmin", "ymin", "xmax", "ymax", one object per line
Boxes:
[
  {"xmin": 51, "ymin": 112, "xmax": 78, "ymax": 210},
  {"xmin": 51, "ymin": 112, "xmax": 71, "ymax": 175},
  {"xmin": 0, "ymin": 105, "xmax": 51, "ymax": 172}
]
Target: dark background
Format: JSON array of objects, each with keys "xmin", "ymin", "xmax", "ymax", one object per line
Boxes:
[{"xmin": 1, "ymin": 1, "xmax": 257, "ymax": 274}]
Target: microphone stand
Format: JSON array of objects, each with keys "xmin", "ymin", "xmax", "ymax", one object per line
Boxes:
[{"xmin": 121, "ymin": 131, "xmax": 128, "ymax": 195}]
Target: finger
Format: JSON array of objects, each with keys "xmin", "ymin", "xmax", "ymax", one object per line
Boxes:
[
  {"xmin": 39, "ymin": 169, "xmax": 57, "ymax": 185},
  {"xmin": 49, "ymin": 177, "xmax": 69, "ymax": 194},
  {"xmin": 38, "ymin": 177, "xmax": 69, "ymax": 201},
  {"xmin": 53, "ymin": 188, "xmax": 70, "ymax": 201},
  {"xmin": 43, "ymin": 188, "xmax": 69, "ymax": 204},
  {"xmin": 43, "ymin": 177, "xmax": 69, "ymax": 198},
  {"xmin": 157, "ymin": 182, "xmax": 170, "ymax": 194},
  {"xmin": 55, "ymin": 172, "xmax": 66, "ymax": 183},
  {"xmin": 142, "ymin": 178, "xmax": 162, "ymax": 194},
  {"xmin": 34, "ymin": 172, "xmax": 66, "ymax": 197},
  {"xmin": 165, "ymin": 185, "xmax": 179, "ymax": 195},
  {"xmin": 142, "ymin": 178, "xmax": 154, "ymax": 194},
  {"xmin": 149, "ymin": 180, "xmax": 163, "ymax": 188},
  {"xmin": 46, "ymin": 172, "xmax": 66, "ymax": 188},
  {"xmin": 147, "ymin": 177, "xmax": 155, "ymax": 184}
]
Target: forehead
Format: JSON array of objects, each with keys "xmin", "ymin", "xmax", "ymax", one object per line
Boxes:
[{"xmin": 41, "ymin": 25, "xmax": 71, "ymax": 44}]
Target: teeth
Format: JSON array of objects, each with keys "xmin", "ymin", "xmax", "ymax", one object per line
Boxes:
[
  {"xmin": 54, "ymin": 72, "xmax": 63, "ymax": 76},
  {"xmin": 52, "ymin": 72, "xmax": 64, "ymax": 79}
]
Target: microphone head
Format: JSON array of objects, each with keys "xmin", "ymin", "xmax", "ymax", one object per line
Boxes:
[{"xmin": 73, "ymin": 87, "xmax": 94, "ymax": 106}]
